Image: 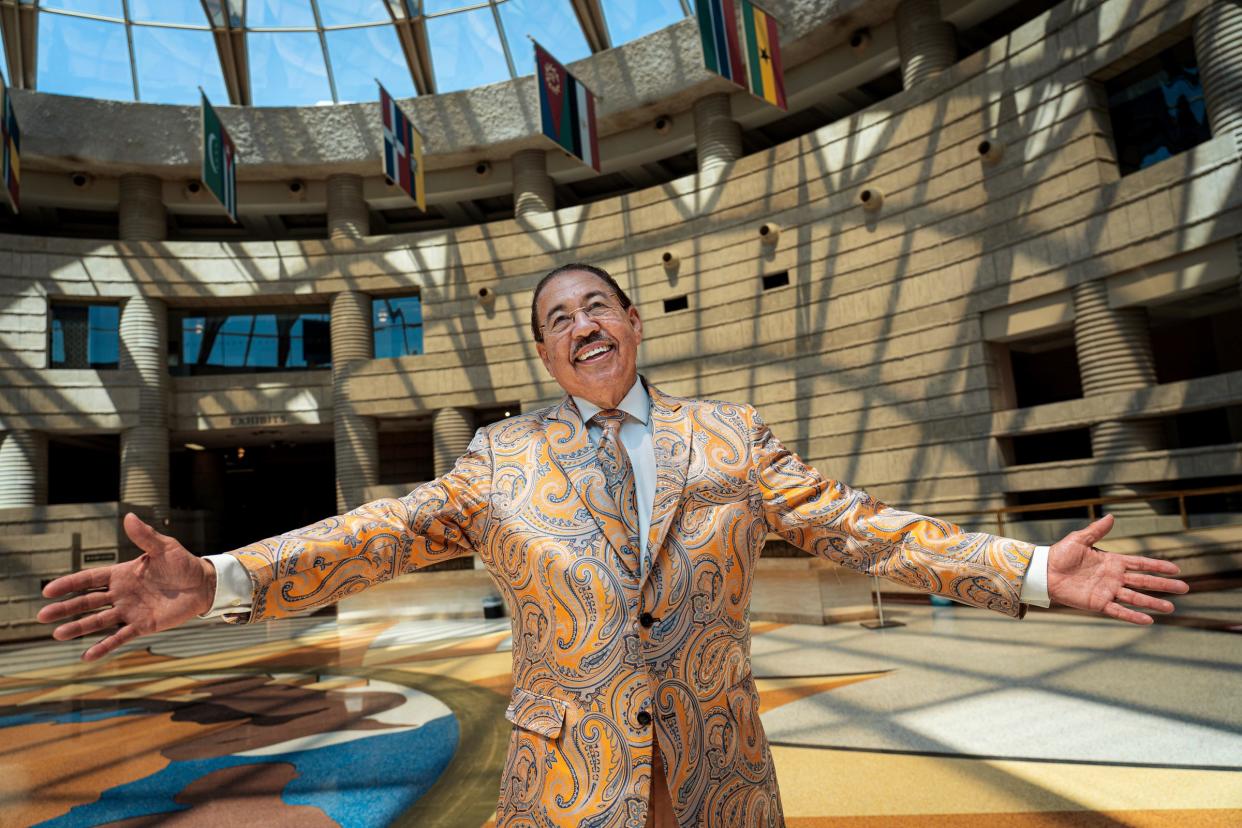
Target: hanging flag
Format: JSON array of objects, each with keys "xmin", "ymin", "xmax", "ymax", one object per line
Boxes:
[
  {"xmin": 535, "ymin": 42, "xmax": 599, "ymax": 172},
  {"xmin": 200, "ymin": 93, "xmax": 237, "ymax": 222},
  {"xmin": 695, "ymin": 0, "xmax": 746, "ymax": 88},
  {"xmin": 739, "ymin": 0, "xmax": 787, "ymax": 109},
  {"xmin": 379, "ymin": 82, "xmax": 425, "ymax": 211},
  {"xmin": 0, "ymin": 74, "xmax": 19, "ymax": 213}
]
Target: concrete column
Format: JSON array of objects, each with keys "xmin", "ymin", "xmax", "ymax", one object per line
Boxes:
[
  {"xmin": 0, "ymin": 430, "xmax": 47, "ymax": 509},
  {"xmin": 433, "ymin": 407, "xmax": 474, "ymax": 477},
  {"xmin": 895, "ymin": 0, "xmax": 957, "ymax": 89},
  {"xmin": 327, "ymin": 173, "xmax": 369, "ymax": 240},
  {"xmin": 1193, "ymin": 0, "xmax": 1242, "ymax": 148},
  {"xmin": 118, "ymin": 173, "xmax": 167, "ymax": 241},
  {"xmin": 512, "ymin": 149, "xmax": 555, "ymax": 217},
  {"xmin": 120, "ymin": 294, "xmax": 170, "ymax": 522},
  {"xmin": 1072, "ymin": 280, "xmax": 1163, "ymax": 524},
  {"xmin": 693, "ymin": 93, "xmax": 742, "ymax": 174},
  {"xmin": 331, "ymin": 290, "xmax": 377, "ymax": 512}
]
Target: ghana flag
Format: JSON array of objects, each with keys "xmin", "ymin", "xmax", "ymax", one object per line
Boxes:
[
  {"xmin": 738, "ymin": 0, "xmax": 786, "ymax": 109},
  {"xmin": 200, "ymin": 93, "xmax": 237, "ymax": 222},
  {"xmin": 535, "ymin": 42, "xmax": 599, "ymax": 172},
  {"xmin": 695, "ymin": 0, "xmax": 746, "ymax": 87},
  {"xmin": 0, "ymin": 74, "xmax": 19, "ymax": 213}
]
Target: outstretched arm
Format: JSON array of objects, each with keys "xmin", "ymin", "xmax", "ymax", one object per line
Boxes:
[
  {"xmin": 1046, "ymin": 514, "xmax": 1188, "ymax": 625},
  {"xmin": 38, "ymin": 513, "xmax": 217, "ymax": 661}
]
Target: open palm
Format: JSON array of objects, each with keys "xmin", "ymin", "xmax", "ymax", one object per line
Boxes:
[
  {"xmin": 37, "ymin": 512, "xmax": 216, "ymax": 661},
  {"xmin": 1047, "ymin": 514, "xmax": 1188, "ymax": 625}
]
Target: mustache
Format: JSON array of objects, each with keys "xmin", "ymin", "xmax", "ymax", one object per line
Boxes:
[{"xmin": 573, "ymin": 333, "xmax": 613, "ymax": 359}]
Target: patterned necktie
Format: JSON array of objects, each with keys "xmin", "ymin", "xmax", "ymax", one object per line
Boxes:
[{"xmin": 591, "ymin": 409, "xmax": 641, "ymax": 572}]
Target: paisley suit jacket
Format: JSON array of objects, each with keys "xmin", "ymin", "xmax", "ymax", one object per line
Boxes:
[{"xmin": 227, "ymin": 382, "xmax": 1035, "ymax": 827}]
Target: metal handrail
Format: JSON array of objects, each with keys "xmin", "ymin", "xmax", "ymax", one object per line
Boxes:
[{"xmin": 943, "ymin": 482, "xmax": 1242, "ymax": 535}]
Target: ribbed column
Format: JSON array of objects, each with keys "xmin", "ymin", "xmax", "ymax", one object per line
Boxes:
[
  {"xmin": 0, "ymin": 431, "xmax": 47, "ymax": 509},
  {"xmin": 1193, "ymin": 0, "xmax": 1242, "ymax": 149},
  {"xmin": 1073, "ymin": 280, "xmax": 1163, "ymax": 521},
  {"xmin": 118, "ymin": 173, "xmax": 167, "ymax": 241},
  {"xmin": 119, "ymin": 294, "xmax": 169, "ymax": 522},
  {"xmin": 693, "ymin": 93, "xmax": 742, "ymax": 173},
  {"xmin": 331, "ymin": 290, "xmax": 377, "ymax": 512},
  {"xmin": 327, "ymin": 173, "xmax": 369, "ymax": 240},
  {"xmin": 512, "ymin": 149, "xmax": 555, "ymax": 217},
  {"xmin": 433, "ymin": 407, "xmax": 474, "ymax": 477},
  {"xmin": 895, "ymin": 0, "xmax": 957, "ymax": 88}
]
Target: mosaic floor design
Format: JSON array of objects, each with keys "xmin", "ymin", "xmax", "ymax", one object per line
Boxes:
[{"xmin": 0, "ymin": 587, "xmax": 1239, "ymax": 827}]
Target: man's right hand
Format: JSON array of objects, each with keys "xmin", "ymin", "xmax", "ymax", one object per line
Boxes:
[{"xmin": 37, "ymin": 512, "xmax": 217, "ymax": 662}]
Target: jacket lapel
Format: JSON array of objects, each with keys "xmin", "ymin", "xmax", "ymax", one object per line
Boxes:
[
  {"xmin": 644, "ymin": 385, "xmax": 693, "ymax": 573},
  {"xmin": 542, "ymin": 396, "xmax": 637, "ymax": 572}
]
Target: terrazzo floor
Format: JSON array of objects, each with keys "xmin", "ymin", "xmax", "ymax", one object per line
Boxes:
[{"xmin": 0, "ymin": 585, "xmax": 1238, "ymax": 827}]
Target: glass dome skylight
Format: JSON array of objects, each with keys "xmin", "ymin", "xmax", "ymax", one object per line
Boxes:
[{"xmin": 10, "ymin": 0, "xmax": 691, "ymax": 106}]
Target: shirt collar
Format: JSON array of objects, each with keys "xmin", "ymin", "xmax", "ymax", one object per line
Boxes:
[{"xmin": 573, "ymin": 377, "xmax": 650, "ymax": 427}]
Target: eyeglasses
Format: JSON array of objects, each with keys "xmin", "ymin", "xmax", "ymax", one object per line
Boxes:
[{"xmin": 541, "ymin": 297, "xmax": 622, "ymax": 337}]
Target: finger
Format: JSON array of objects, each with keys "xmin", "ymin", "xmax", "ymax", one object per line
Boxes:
[
  {"xmin": 42, "ymin": 567, "xmax": 112, "ymax": 599},
  {"xmin": 1122, "ymin": 556, "xmax": 1183, "ymax": 577},
  {"xmin": 124, "ymin": 512, "xmax": 168, "ymax": 557},
  {"xmin": 1116, "ymin": 588, "xmax": 1174, "ymax": 614},
  {"xmin": 1124, "ymin": 571, "xmax": 1189, "ymax": 594},
  {"xmin": 1075, "ymin": 513, "xmax": 1115, "ymax": 546},
  {"xmin": 37, "ymin": 591, "xmax": 113, "ymax": 624},
  {"xmin": 1103, "ymin": 601, "xmax": 1153, "ymax": 626},
  {"xmin": 83, "ymin": 624, "xmax": 140, "ymax": 662},
  {"xmin": 52, "ymin": 607, "xmax": 121, "ymax": 642}
]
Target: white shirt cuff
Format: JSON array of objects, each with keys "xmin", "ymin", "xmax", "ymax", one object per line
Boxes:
[
  {"xmin": 198, "ymin": 554, "xmax": 254, "ymax": 619},
  {"xmin": 1020, "ymin": 545, "xmax": 1051, "ymax": 608}
]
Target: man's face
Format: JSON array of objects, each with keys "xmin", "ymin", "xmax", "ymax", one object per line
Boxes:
[{"xmin": 535, "ymin": 270, "xmax": 643, "ymax": 409}]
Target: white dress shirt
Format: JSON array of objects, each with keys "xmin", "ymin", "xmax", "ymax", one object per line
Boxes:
[{"xmin": 203, "ymin": 379, "xmax": 1049, "ymax": 615}]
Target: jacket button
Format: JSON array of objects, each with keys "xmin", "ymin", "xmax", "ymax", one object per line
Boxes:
[
  {"xmin": 636, "ymin": 710, "xmax": 652, "ymax": 727},
  {"xmin": 639, "ymin": 612, "xmax": 655, "ymax": 628}
]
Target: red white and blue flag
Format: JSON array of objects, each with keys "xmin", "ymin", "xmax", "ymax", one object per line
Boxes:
[
  {"xmin": 535, "ymin": 42, "xmax": 599, "ymax": 172},
  {"xmin": 0, "ymin": 72, "xmax": 19, "ymax": 213},
  {"xmin": 379, "ymin": 82, "xmax": 425, "ymax": 211}
]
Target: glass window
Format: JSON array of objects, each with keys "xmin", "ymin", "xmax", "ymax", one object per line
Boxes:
[
  {"xmin": 37, "ymin": 12, "xmax": 134, "ymax": 102},
  {"xmin": 50, "ymin": 303, "xmax": 120, "ymax": 369},
  {"xmin": 40, "ymin": 0, "xmax": 124, "ymax": 18},
  {"xmin": 248, "ymin": 31, "xmax": 334, "ymax": 106},
  {"xmin": 133, "ymin": 26, "xmax": 229, "ymax": 105},
  {"xmin": 324, "ymin": 25, "xmax": 415, "ymax": 102},
  {"xmin": 426, "ymin": 6, "xmax": 511, "ymax": 93},
  {"xmin": 497, "ymin": 0, "xmax": 590, "ymax": 78},
  {"xmin": 245, "ymin": 0, "xmax": 317, "ymax": 29},
  {"xmin": 600, "ymin": 0, "xmax": 688, "ymax": 46},
  {"xmin": 373, "ymin": 295, "xmax": 423, "ymax": 358},
  {"xmin": 173, "ymin": 310, "xmax": 332, "ymax": 375},
  {"xmin": 317, "ymin": 0, "xmax": 392, "ymax": 27},
  {"xmin": 127, "ymin": 0, "xmax": 210, "ymax": 26},
  {"xmin": 1105, "ymin": 39, "xmax": 1211, "ymax": 175}
]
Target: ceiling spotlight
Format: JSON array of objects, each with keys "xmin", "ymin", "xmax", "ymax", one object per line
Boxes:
[{"xmin": 185, "ymin": 442, "xmax": 205, "ymax": 451}]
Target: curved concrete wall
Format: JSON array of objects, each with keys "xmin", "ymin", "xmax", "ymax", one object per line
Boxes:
[{"xmin": 1, "ymin": 0, "xmax": 1240, "ymax": 536}]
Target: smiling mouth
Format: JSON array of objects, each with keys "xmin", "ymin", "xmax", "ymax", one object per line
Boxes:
[{"xmin": 574, "ymin": 342, "xmax": 614, "ymax": 363}]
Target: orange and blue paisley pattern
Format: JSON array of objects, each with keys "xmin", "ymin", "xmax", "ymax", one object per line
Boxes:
[{"xmin": 226, "ymin": 383, "xmax": 1034, "ymax": 827}]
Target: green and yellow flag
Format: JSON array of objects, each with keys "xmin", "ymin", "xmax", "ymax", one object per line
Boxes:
[{"xmin": 739, "ymin": 0, "xmax": 787, "ymax": 110}]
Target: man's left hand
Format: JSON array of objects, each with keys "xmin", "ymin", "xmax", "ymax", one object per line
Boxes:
[{"xmin": 1047, "ymin": 514, "xmax": 1189, "ymax": 625}]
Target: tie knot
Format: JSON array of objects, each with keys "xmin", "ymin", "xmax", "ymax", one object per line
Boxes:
[{"xmin": 591, "ymin": 409, "xmax": 626, "ymax": 430}]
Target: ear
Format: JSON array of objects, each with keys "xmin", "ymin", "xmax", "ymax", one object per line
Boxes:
[
  {"xmin": 627, "ymin": 305, "xmax": 643, "ymax": 341},
  {"xmin": 536, "ymin": 340, "xmax": 553, "ymax": 375}
]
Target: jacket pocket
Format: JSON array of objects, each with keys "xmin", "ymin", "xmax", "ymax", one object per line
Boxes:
[{"xmin": 504, "ymin": 686, "xmax": 568, "ymax": 739}]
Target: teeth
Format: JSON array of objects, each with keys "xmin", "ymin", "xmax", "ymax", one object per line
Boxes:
[{"xmin": 576, "ymin": 344, "xmax": 611, "ymax": 362}]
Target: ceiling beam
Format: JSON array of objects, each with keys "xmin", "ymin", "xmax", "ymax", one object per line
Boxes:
[
  {"xmin": 200, "ymin": 1, "xmax": 250, "ymax": 105},
  {"xmin": 386, "ymin": 2, "xmax": 436, "ymax": 96},
  {"xmin": 569, "ymin": 0, "xmax": 611, "ymax": 53},
  {"xmin": 0, "ymin": 0, "xmax": 38, "ymax": 89}
]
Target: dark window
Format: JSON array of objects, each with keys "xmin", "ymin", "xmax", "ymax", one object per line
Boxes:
[
  {"xmin": 1105, "ymin": 39, "xmax": 1211, "ymax": 175},
  {"xmin": 1005, "ymin": 486, "xmax": 1101, "ymax": 522},
  {"xmin": 170, "ymin": 309, "xmax": 331, "ymax": 375},
  {"xmin": 48, "ymin": 434, "xmax": 120, "ymax": 504},
  {"xmin": 378, "ymin": 428, "xmax": 435, "ymax": 485},
  {"xmin": 373, "ymin": 295, "xmax": 423, "ymax": 359},
  {"xmin": 1004, "ymin": 428, "xmax": 1093, "ymax": 466},
  {"xmin": 1008, "ymin": 334, "xmax": 1083, "ymax": 408},
  {"xmin": 1149, "ymin": 294, "xmax": 1242, "ymax": 383},
  {"xmin": 762, "ymin": 271, "xmax": 790, "ymax": 290},
  {"xmin": 663, "ymin": 295, "xmax": 688, "ymax": 313},
  {"xmin": 50, "ymin": 303, "xmax": 120, "ymax": 369},
  {"xmin": 1164, "ymin": 406, "xmax": 1242, "ymax": 449}
]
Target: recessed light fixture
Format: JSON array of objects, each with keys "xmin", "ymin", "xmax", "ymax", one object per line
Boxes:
[{"xmin": 185, "ymin": 442, "xmax": 205, "ymax": 451}]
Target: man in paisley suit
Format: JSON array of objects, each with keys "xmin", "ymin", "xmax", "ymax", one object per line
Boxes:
[{"xmin": 41, "ymin": 263, "xmax": 1187, "ymax": 827}]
